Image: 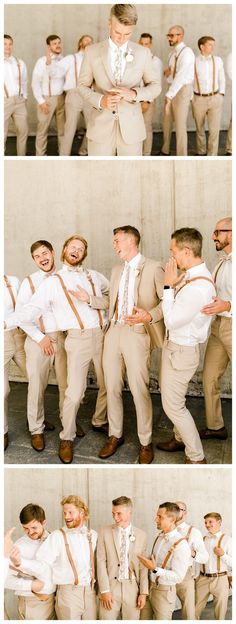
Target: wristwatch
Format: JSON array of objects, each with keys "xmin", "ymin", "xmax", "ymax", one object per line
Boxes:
[{"xmin": 164, "ymin": 285, "xmax": 171, "ymax": 289}]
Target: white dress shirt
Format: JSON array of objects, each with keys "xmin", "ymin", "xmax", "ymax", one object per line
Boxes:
[
  {"xmin": 150, "ymin": 528, "xmax": 191, "ymax": 585},
  {"xmin": 15, "ymin": 270, "xmax": 58, "ymax": 343},
  {"xmin": 176, "ymin": 521, "xmax": 209, "ymax": 566},
  {"xmin": 166, "ymin": 42, "xmax": 195, "ymax": 100},
  {"xmin": 4, "ymin": 275, "xmax": 20, "ymax": 330},
  {"xmin": 162, "ymin": 262, "xmax": 216, "ymax": 346},
  {"xmin": 32, "ymin": 55, "xmax": 64, "ymax": 104},
  {"xmin": 117, "ymin": 523, "xmax": 132, "ymax": 580},
  {"xmin": 201, "ymin": 531, "xmax": 232, "ymax": 573},
  {"xmin": 226, "ymin": 52, "xmax": 232, "ymax": 81},
  {"xmin": 214, "ymin": 253, "xmax": 232, "ymax": 317},
  {"xmin": 5, "ymin": 531, "xmax": 55, "ymax": 596},
  {"xmin": 141, "ymin": 55, "xmax": 162, "ymax": 100},
  {"xmin": 4, "ymin": 56, "xmax": 27, "ymax": 98},
  {"xmin": 194, "ymin": 55, "xmax": 225, "ymax": 94},
  {"xmin": 56, "ymin": 52, "xmax": 84, "ymax": 90},
  {"xmin": 20, "ymin": 526, "xmax": 97, "ymax": 586},
  {"xmin": 108, "ymin": 37, "xmax": 129, "ymax": 81},
  {"xmin": 117, "ymin": 252, "xmax": 142, "ymax": 322}
]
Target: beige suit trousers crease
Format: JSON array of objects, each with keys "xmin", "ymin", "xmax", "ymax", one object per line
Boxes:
[
  {"xmin": 103, "ymin": 323, "xmax": 152, "ymax": 445},
  {"xmin": 141, "ymin": 584, "xmax": 176, "ymax": 620},
  {"xmin": 55, "ymin": 584, "xmax": 97, "ymax": 620},
  {"xmin": 176, "ymin": 566, "xmax": 195, "ymax": 619},
  {"xmin": 60, "ymin": 90, "xmax": 91, "ymax": 155},
  {"xmin": 88, "ymin": 118, "xmax": 142, "ymax": 156},
  {"xmin": 162, "ymin": 84, "xmax": 192, "ymax": 155},
  {"xmin": 160, "ymin": 340, "xmax": 204, "ymax": 461},
  {"xmin": 60, "ymin": 328, "xmax": 107, "ymax": 440},
  {"xmin": 203, "ymin": 316, "xmax": 232, "ymax": 430},
  {"xmin": 142, "ymin": 102, "xmax": 154, "ymax": 155},
  {"xmin": 24, "ymin": 331, "xmax": 67, "ymax": 434},
  {"xmin": 18, "ymin": 594, "xmax": 56, "ymax": 620},
  {"xmin": 35, "ymin": 94, "xmax": 65, "ymax": 156},
  {"xmin": 192, "ymin": 93, "xmax": 223, "ymax": 155},
  {"xmin": 99, "ymin": 578, "xmax": 140, "ymax": 620},
  {"xmin": 226, "ymin": 116, "xmax": 232, "ymax": 153},
  {"xmin": 195, "ymin": 574, "xmax": 229, "ymax": 620},
  {"xmin": 4, "ymin": 329, "xmax": 26, "ymax": 433},
  {"xmin": 4, "ymin": 96, "xmax": 28, "ymax": 155}
]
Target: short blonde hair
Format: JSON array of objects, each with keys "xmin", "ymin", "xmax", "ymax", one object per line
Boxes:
[
  {"xmin": 61, "ymin": 495, "xmax": 89, "ymax": 521},
  {"xmin": 110, "ymin": 4, "xmax": 138, "ymax": 25},
  {"xmin": 61, "ymin": 235, "xmax": 88, "ymax": 262}
]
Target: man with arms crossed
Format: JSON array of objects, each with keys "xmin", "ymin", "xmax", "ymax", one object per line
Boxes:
[
  {"xmin": 78, "ymin": 4, "xmax": 161, "ymax": 155},
  {"xmin": 97, "ymin": 495, "xmax": 148, "ymax": 619},
  {"xmin": 4, "ymin": 34, "xmax": 28, "ymax": 155}
]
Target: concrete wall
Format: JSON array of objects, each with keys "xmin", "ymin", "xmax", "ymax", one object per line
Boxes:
[
  {"xmin": 4, "ymin": 159, "xmax": 232, "ymax": 394},
  {"xmin": 5, "ymin": 3, "xmax": 232, "ymax": 134}
]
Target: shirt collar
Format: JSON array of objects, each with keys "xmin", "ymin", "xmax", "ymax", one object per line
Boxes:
[
  {"xmin": 185, "ymin": 261, "xmax": 206, "ymax": 279},
  {"xmin": 62, "ymin": 263, "xmax": 84, "ymax": 273},
  {"xmin": 177, "ymin": 521, "xmax": 187, "ymax": 531},
  {"xmin": 64, "ymin": 525, "xmax": 87, "ymax": 534},
  {"xmin": 125, "ymin": 252, "xmax": 142, "ymax": 269},
  {"xmin": 200, "ymin": 53, "xmax": 213, "ymax": 60},
  {"xmin": 109, "ymin": 37, "xmax": 129, "ymax": 55},
  {"xmin": 175, "ymin": 41, "xmax": 185, "ymax": 54},
  {"xmin": 39, "ymin": 268, "xmax": 56, "ymax": 277},
  {"xmin": 117, "ymin": 523, "xmax": 132, "ymax": 533}
]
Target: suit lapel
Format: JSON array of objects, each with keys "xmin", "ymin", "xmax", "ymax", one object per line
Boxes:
[
  {"xmin": 112, "ymin": 525, "xmax": 120, "ymax": 560},
  {"xmin": 128, "ymin": 526, "xmax": 136, "ymax": 568},
  {"xmin": 111, "ymin": 264, "xmax": 124, "ymax": 316},
  {"xmin": 100, "ymin": 40, "xmax": 115, "ymax": 85},
  {"xmin": 121, "ymin": 42, "xmax": 136, "ymax": 84},
  {"xmin": 134, "ymin": 255, "xmax": 146, "ymax": 306}
]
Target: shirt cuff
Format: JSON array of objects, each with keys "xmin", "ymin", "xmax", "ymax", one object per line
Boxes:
[{"xmin": 163, "ymin": 288, "xmax": 175, "ymax": 300}]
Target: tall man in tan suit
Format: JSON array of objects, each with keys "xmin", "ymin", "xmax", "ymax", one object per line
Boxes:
[
  {"xmin": 78, "ymin": 4, "xmax": 161, "ymax": 155},
  {"xmin": 4, "ymin": 34, "xmax": 28, "ymax": 155},
  {"xmin": 200, "ymin": 217, "xmax": 232, "ymax": 441},
  {"xmin": 97, "ymin": 496, "xmax": 148, "ymax": 620},
  {"xmin": 99, "ymin": 225, "xmax": 165, "ymax": 464}
]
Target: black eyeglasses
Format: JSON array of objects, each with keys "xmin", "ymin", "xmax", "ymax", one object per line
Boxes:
[
  {"xmin": 213, "ymin": 229, "xmax": 232, "ymax": 236},
  {"xmin": 178, "ymin": 508, "xmax": 186, "ymax": 512},
  {"xmin": 166, "ymin": 33, "xmax": 182, "ymax": 38}
]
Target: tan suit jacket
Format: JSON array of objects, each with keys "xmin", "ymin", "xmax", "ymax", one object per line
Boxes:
[
  {"xmin": 108, "ymin": 255, "xmax": 165, "ymax": 349},
  {"xmin": 97, "ymin": 524, "xmax": 149, "ymax": 595},
  {"xmin": 78, "ymin": 40, "xmax": 162, "ymax": 144}
]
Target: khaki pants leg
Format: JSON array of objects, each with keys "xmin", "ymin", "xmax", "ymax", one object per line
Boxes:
[
  {"xmin": 176, "ymin": 567, "xmax": 195, "ymax": 619},
  {"xmin": 103, "ymin": 325, "xmax": 126, "ymax": 438},
  {"xmin": 25, "ymin": 336, "xmax": 51, "ymax": 434},
  {"xmin": 211, "ymin": 576, "xmax": 229, "ymax": 620},
  {"xmin": 90, "ymin": 331, "xmax": 107, "ymax": 427},
  {"xmin": 88, "ymin": 120, "xmax": 142, "ymax": 156},
  {"xmin": 207, "ymin": 93, "xmax": 223, "ymax": 155},
  {"xmin": 140, "ymin": 596, "xmax": 154, "ymax": 619},
  {"xmin": 150, "ymin": 584, "xmax": 176, "ymax": 620},
  {"xmin": 160, "ymin": 341, "xmax": 204, "ymax": 461},
  {"xmin": 195, "ymin": 575, "xmax": 210, "ymax": 618},
  {"xmin": 99, "ymin": 579, "xmax": 140, "ymax": 620},
  {"xmin": 172, "ymin": 84, "xmax": 192, "ymax": 155},
  {"xmin": 162, "ymin": 102, "xmax": 174, "ymax": 154},
  {"xmin": 226, "ymin": 116, "xmax": 232, "ymax": 153},
  {"xmin": 4, "ymin": 97, "xmax": 14, "ymax": 151},
  {"xmin": 117, "ymin": 123, "xmax": 143, "ymax": 156},
  {"xmin": 203, "ymin": 317, "xmax": 232, "ymax": 430},
  {"xmin": 143, "ymin": 102, "xmax": 154, "ymax": 155},
  {"xmin": 35, "ymin": 95, "xmax": 62, "ymax": 156},
  {"xmin": 18, "ymin": 594, "xmax": 55, "ymax": 620},
  {"xmin": 192, "ymin": 96, "xmax": 208, "ymax": 155},
  {"xmin": 60, "ymin": 90, "xmax": 81, "ymax": 155},
  {"xmin": 53, "ymin": 331, "xmax": 68, "ymax": 418},
  {"xmin": 78, "ymin": 103, "xmax": 92, "ymax": 155},
  {"xmin": 54, "ymin": 93, "xmax": 65, "ymax": 153},
  {"xmin": 56, "ymin": 585, "xmax": 97, "ymax": 620},
  {"xmin": 4, "ymin": 96, "xmax": 28, "ymax": 155},
  {"xmin": 4, "ymin": 329, "xmax": 26, "ymax": 434}
]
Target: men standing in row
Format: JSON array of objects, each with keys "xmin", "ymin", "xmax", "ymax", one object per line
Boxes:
[
  {"xmin": 97, "ymin": 496, "xmax": 148, "ymax": 619},
  {"xmin": 5, "ymin": 504, "xmax": 56, "ymax": 620},
  {"xmin": 78, "ymin": 4, "xmax": 161, "ymax": 155},
  {"xmin": 138, "ymin": 33, "xmax": 162, "ymax": 156},
  {"xmin": 139, "ymin": 502, "xmax": 191, "ymax": 620},
  {"xmin": 195, "ymin": 512, "xmax": 232, "ymax": 620},
  {"xmin": 4, "ymin": 34, "xmax": 28, "ymax": 155},
  {"xmin": 99, "ymin": 225, "xmax": 165, "ymax": 464},
  {"xmin": 160, "ymin": 25, "xmax": 194, "ymax": 156},
  {"xmin": 32, "ymin": 35, "xmax": 65, "ymax": 156},
  {"xmin": 157, "ymin": 227, "xmax": 216, "ymax": 463},
  {"xmin": 15, "ymin": 240, "xmax": 67, "ymax": 452},
  {"xmin": 192, "ymin": 36, "xmax": 225, "ymax": 156},
  {"xmin": 201, "ymin": 217, "xmax": 232, "ymax": 440}
]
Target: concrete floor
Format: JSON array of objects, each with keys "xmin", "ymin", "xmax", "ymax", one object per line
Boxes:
[
  {"xmin": 5, "ymin": 383, "xmax": 231, "ymax": 465},
  {"xmin": 5, "ymin": 130, "xmax": 230, "ymax": 157}
]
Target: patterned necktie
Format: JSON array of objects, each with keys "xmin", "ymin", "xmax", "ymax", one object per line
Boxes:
[
  {"xmin": 119, "ymin": 529, "xmax": 127, "ymax": 580},
  {"xmin": 120, "ymin": 264, "xmax": 130, "ymax": 320},
  {"xmin": 114, "ymin": 47, "xmax": 122, "ymax": 85}
]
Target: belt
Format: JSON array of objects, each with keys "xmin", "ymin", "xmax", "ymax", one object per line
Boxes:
[
  {"xmin": 200, "ymin": 571, "xmax": 227, "ymax": 578},
  {"xmin": 194, "ymin": 90, "xmax": 219, "ymax": 97}
]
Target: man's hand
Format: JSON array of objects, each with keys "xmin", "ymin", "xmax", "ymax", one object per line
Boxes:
[
  {"xmin": 137, "ymin": 594, "xmax": 147, "ymax": 609},
  {"xmin": 141, "ymin": 102, "xmax": 150, "ymax": 114},
  {"xmin": 137, "ymin": 554, "xmax": 157, "ymax": 571},
  {"xmin": 10, "ymin": 546, "xmax": 21, "ymax": 567},
  {"xmin": 214, "ymin": 546, "xmax": 225, "ymax": 557},
  {"xmin": 109, "ymin": 86, "xmax": 137, "ymax": 102},
  {"xmin": 164, "ymin": 257, "xmax": 178, "ymax": 287},
  {"xmin": 101, "ymin": 92, "xmax": 122, "ymax": 111},
  {"xmin": 32, "ymin": 579, "xmax": 44, "ymax": 593},
  {"xmin": 163, "ymin": 67, "xmax": 172, "ymax": 78},
  {"xmin": 164, "ymin": 97, "xmax": 172, "ymax": 116},
  {"xmin": 68, "ymin": 285, "xmax": 90, "ymax": 303},
  {"xmin": 4, "ymin": 527, "xmax": 16, "ymax": 558},
  {"xmin": 100, "ymin": 592, "xmax": 113, "ymax": 610},
  {"xmin": 39, "ymin": 335, "xmax": 55, "ymax": 356},
  {"xmin": 39, "ymin": 102, "xmax": 50, "ymax": 114},
  {"xmin": 191, "ymin": 548, "xmax": 196, "ymax": 558},
  {"xmin": 201, "ymin": 297, "xmax": 231, "ymax": 316},
  {"xmin": 124, "ymin": 306, "xmax": 152, "ymax": 325}
]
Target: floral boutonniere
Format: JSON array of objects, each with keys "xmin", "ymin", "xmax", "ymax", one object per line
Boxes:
[
  {"xmin": 125, "ymin": 48, "xmax": 134, "ymax": 63},
  {"xmin": 129, "ymin": 533, "xmax": 136, "ymax": 542}
]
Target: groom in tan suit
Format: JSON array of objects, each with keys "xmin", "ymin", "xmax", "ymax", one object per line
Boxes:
[
  {"xmin": 78, "ymin": 4, "xmax": 161, "ymax": 155},
  {"xmin": 99, "ymin": 225, "xmax": 165, "ymax": 464},
  {"xmin": 97, "ymin": 496, "xmax": 148, "ymax": 620}
]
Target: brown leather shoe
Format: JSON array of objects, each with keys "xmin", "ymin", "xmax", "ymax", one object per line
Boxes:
[
  {"xmin": 139, "ymin": 443, "xmax": 154, "ymax": 464},
  {"xmin": 185, "ymin": 456, "xmax": 207, "ymax": 464},
  {"xmin": 199, "ymin": 427, "xmax": 228, "ymax": 440},
  {"xmin": 31, "ymin": 434, "xmax": 45, "ymax": 452},
  {"xmin": 4, "ymin": 432, "xmax": 9, "ymax": 451},
  {"xmin": 76, "ymin": 423, "xmax": 85, "ymax": 437},
  {"xmin": 92, "ymin": 423, "xmax": 109, "ymax": 435},
  {"xmin": 59, "ymin": 440, "xmax": 73, "ymax": 464},
  {"xmin": 44, "ymin": 419, "xmax": 55, "ymax": 431},
  {"xmin": 99, "ymin": 436, "xmax": 124, "ymax": 459},
  {"xmin": 156, "ymin": 437, "xmax": 185, "ymax": 452}
]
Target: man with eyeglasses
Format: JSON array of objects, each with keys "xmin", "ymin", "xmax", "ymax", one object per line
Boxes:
[
  {"xmin": 200, "ymin": 217, "xmax": 232, "ymax": 441},
  {"xmin": 159, "ymin": 25, "xmax": 194, "ymax": 156}
]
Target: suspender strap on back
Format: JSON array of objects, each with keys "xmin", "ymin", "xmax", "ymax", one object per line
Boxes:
[
  {"xmin": 216, "ymin": 534, "xmax": 225, "ymax": 573},
  {"xmin": 155, "ymin": 536, "xmax": 186, "ymax": 585},
  {"xmin": 173, "ymin": 46, "xmax": 187, "ymax": 79},
  {"xmin": 85, "ymin": 270, "xmax": 103, "ymax": 329},
  {"xmin": 175, "ymin": 275, "xmax": 216, "ymax": 297},
  {"xmin": 4, "ymin": 275, "xmax": 16, "ymax": 310},
  {"xmin": 54, "ymin": 273, "xmax": 84, "ymax": 330},
  {"xmin": 186, "ymin": 525, "xmax": 193, "ymax": 542},
  {"xmin": 87, "ymin": 528, "xmax": 96, "ymax": 588},
  {"xmin": 60, "ymin": 528, "xmax": 79, "ymax": 585},
  {"xmin": 27, "ymin": 275, "xmax": 45, "ymax": 334},
  {"xmin": 213, "ymin": 259, "xmax": 225, "ymax": 284}
]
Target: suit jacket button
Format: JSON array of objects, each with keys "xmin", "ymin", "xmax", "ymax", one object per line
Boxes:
[{"xmin": 114, "ymin": 577, "xmax": 117, "ymax": 579}]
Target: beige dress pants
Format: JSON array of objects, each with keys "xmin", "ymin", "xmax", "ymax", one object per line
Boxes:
[
  {"xmin": 24, "ymin": 331, "xmax": 67, "ymax": 434},
  {"xmin": 4, "ymin": 329, "xmax": 27, "ymax": 434},
  {"xmin": 55, "ymin": 584, "xmax": 97, "ymax": 620},
  {"xmin": 103, "ymin": 323, "xmax": 152, "ymax": 445},
  {"xmin": 203, "ymin": 316, "xmax": 232, "ymax": 430},
  {"xmin": 4, "ymin": 96, "xmax": 28, "ymax": 155},
  {"xmin": 60, "ymin": 328, "xmax": 107, "ymax": 441},
  {"xmin": 192, "ymin": 92, "xmax": 224, "ymax": 155},
  {"xmin": 226, "ymin": 116, "xmax": 232, "ymax": 153},
  {"xmin": 142, "ymin": 102, "xmax": 154, "ymax": 155},
  {"xmin": 60, "ymin": 89, "xmax": 91, "ymax": 155},
  {"xmin": 162, "ymin": 84, "xmax": 192, "ymax": 155},
  {"xmin": 195, "ymin": 574, "xmax": 229, "ymax": 620},
  {"xmin": 160, "ymin": 340, "xmax": 204, "ymax": 461},
  {"xmin": 88, "ymin": 119, "xmax": 142, "ymax": 156},
  {"xmin": 18, "ymin": 594, "xmax": 55, "ymax": 620},
  {"xmin": 141, "ymin": 583, "xmax": 176, "ymax": 620},
  {"xmin": 99, "ymin": 578, "xmax": 140, "ymax": 620},
  {"xmin": 176, "ymin": 566, "xmax": 195, "ymax": 619},
  {"xmin": 35, "ymin": 94, "xmax": 65, "ymax": 156}
]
